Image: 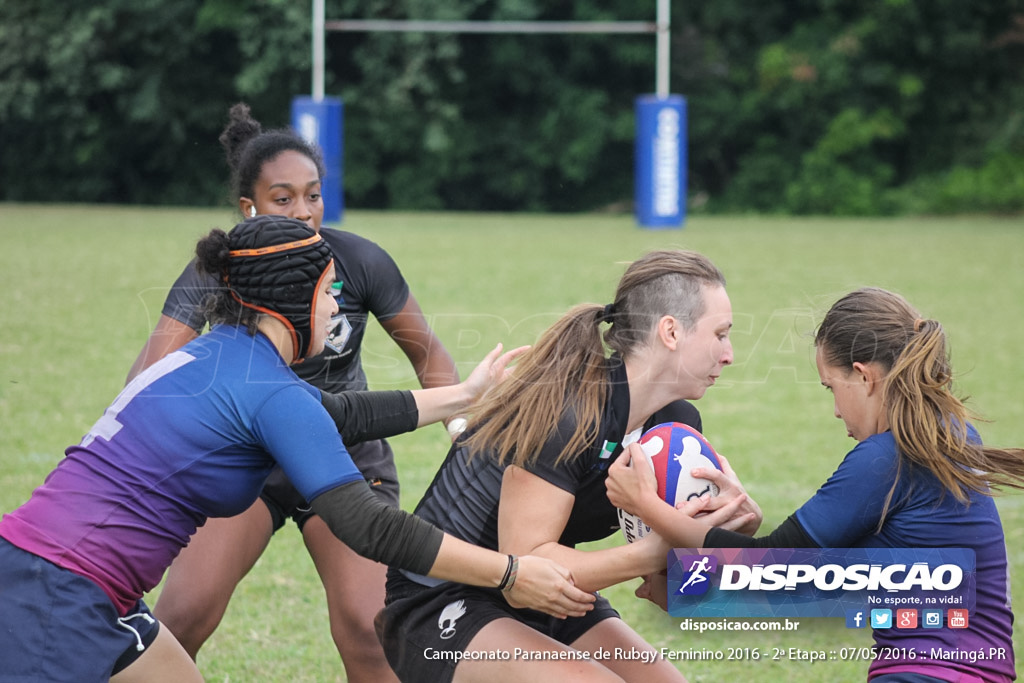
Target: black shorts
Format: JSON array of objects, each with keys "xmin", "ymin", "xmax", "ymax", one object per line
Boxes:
[
  {"xmin": 261, "ymin": 437, "xmax": 400, "ymax": 531},
  {"xmin": 378, "ymin": 570, "xmax": 620, "ymax": 683}
]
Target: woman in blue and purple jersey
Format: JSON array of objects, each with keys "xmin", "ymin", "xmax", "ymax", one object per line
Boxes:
[
  {"xmin": 610, "ymin": 287, "xmax": 1023, "ymax": 683},
  {"xmin": 0, "ymin": 216, "xmax": 594, "ymax": 683}
]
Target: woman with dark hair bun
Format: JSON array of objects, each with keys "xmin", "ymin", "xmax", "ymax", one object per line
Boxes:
[
  {"xmin": 125, "ymin": 103, "xmax": 460, "ymax": 680},
  {"xmin": 0, "ymin": 216, "xmax": 594, "ymax": 683}
]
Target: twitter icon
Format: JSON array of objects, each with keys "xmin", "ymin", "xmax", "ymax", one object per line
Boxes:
[{"xmin": 871, "ymin": 609, "xmax": 893, "ymax": 629}]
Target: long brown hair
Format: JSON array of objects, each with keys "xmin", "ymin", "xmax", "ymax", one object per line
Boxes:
[
  {"xmin": 464, "ymin": 250, "xmax": 726, "ymax": 468},
  {"xmin": 815, "ymin": 287, "xmax": 1024, "ymax": 522}
]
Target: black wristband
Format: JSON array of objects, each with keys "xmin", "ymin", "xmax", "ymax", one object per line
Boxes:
[{"xmin": 497, "ymin": 554, "xmax": 514, "ymax": 590}]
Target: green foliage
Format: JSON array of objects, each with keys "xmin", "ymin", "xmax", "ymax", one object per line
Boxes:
[
  {"xmin": 679, "ymin": 0, "xmax": 1024, "ymax": 215},
  {"xmin": 0, "ymin": 0, "xmax": 308, "ymax": 206},
  {"xmin": 893, "ymin": 152, "xmax": 1024, "ymax": 214},
  {"xmin": 783, "ymin": 107, "xmax": 903, "ymax": 215},
  {"xmin": 1, "ymin": 1, "xmax": 1022, "ymax": 213}
]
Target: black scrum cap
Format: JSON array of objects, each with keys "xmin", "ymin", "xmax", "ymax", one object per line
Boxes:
[{"xmin": 226, "ymin": 215, "xmax": 333, "ymax": 362}]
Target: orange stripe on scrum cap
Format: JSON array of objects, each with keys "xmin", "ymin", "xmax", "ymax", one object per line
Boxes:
[
  {"xmin": 229, "ymin": 291, "xmax": 301, "ymax": 362},
  {"xmin": 305, "ymin": 258, "xmax": 337, "ymax": 358},
  {"xmin": 228, "ymin": 234, "xmax": 323, "ymax": 258}
]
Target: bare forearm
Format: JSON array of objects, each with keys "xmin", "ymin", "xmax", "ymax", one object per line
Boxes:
[
  {"xmin": 384, "ymin": 298, "xmax": 460, "ymax": 390},
  {"xmin": 427, "ymin": 536, "xmax": 510, "ymax": 587},
  {"xmin": 507, "ymin": 540, "xmax": 664, "ymax": 593},
  {"xmin": 409, "ymin": 383, "xmax": 474, "ymax": 428},
  {"xmin": 636, "ymin": 498, "xmax": 711, "ymax": 548},
  {"xmin": 413, "ymin": 346, "xmax": 460, "ymax": 389}
]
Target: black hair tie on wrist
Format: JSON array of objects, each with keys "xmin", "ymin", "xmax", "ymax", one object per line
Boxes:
[
  {"xmin": 498, "ymin": 554, "xmax": 519, "ymax": 592},
  {"xmin": 596, "ymin": 303, "xmax": 616, "ymax": 325},
  {"xmin": 497, "ymin": 554, "xmax": 515, "ymax": 590}
]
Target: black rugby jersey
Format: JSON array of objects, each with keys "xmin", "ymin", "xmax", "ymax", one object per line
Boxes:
[{"xmin": 411, "ymin": 355, "xmax": 702, "ymax": 551}]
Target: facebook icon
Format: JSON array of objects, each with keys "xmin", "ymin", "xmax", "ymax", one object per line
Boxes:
[{"xmin": 846, "ymin": 609, "xmax": 866, "ymax": 629}]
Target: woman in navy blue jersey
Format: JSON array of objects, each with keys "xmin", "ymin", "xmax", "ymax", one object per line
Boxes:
[
  {"xmin": 609, "ymin": 287, "xmax": 1024, "ymax": 683},
  {"xmin": 126, "ymin": 103, "xmax": 460, "ymax": 681}
]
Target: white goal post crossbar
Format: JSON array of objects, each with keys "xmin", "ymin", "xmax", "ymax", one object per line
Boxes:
[
  {"xmin": 326, "ymin": 20, "xmax": 655, "ymax": 34},
  {"xmin": 311, "ymin": 0, "xmax": 672, "ymax": 100}
]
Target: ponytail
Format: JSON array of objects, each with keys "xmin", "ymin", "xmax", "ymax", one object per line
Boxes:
[
  {"xmin": 464, "ymin": 304, "xmax": 609, "ymax": 468},
  {"xmin": 886, "ymin": 318, "xmax": 1024, "ymax": 506},
  {"xmin": 817, "ymin": 288, "xmax": 1024, "ymax": 525},
  {"xmin": 218, "ymin": 103, "xmax": 325, "ymax": 208}
]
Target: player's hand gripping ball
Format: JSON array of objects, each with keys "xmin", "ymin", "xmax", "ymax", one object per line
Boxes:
[{"xmin": 617, "ymin": 422, "xmax": 723, "ymax": 543}]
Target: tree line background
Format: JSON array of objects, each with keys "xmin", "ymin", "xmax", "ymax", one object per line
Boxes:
[{"xmin": 2, "ymin": 0, "xmax": 1023, "ymax": 215}]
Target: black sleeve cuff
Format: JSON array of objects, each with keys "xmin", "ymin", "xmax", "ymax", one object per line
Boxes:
[
  {"xmin": 319, "ymin": 390, "xmax": 419, "ymax": 444},
  {"xmin": 310, "ymin": 481, "xmax": 444, "ymax": 576},
  {"xmin": 703, "ymin": 514, "xmax": 820, "ymax": 549}
]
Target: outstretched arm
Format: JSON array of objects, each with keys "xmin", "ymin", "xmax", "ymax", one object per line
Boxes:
[
  {"xmin": 310, "ymin": 481, "xmax": 595, "ymax": 618},
  {"xmin": 407, "ymin": 343, "xmax": 527, "ymax": 426},
  {"xmin": 318, "ymin": 344, "xmax": 527, "ymax": 443},
  {"xmin": 379, "ymin": 294, "xmax": 469, "ymax": 438}
]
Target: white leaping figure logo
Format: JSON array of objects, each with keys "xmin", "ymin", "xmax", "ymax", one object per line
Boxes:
[{"xmin": 438, "ymin": 599, "xmax": 467, "ymax": 640}]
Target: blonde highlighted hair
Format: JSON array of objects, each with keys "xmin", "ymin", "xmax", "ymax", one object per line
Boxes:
[{"xmin": 464, "ymin": 250, "xmax": 725, "ymax": 468}]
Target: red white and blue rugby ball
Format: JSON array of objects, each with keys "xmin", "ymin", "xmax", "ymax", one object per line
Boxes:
[{"xmin": 617, "ymin": 422, "xmax": 722, "ymax": 543}]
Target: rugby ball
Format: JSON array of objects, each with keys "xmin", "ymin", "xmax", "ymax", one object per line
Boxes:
[{"xmin": 617, "ymin": 422, "xmax": 722, "ymax": 543}]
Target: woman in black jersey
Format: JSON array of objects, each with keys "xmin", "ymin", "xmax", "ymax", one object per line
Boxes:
[
  {"xmin": 126, "ymin": 104, "xmax": 460, "ymax": 681},
  {"xmin": 378, "ymin": 250, "xmax": 761, "ymax": 683}
]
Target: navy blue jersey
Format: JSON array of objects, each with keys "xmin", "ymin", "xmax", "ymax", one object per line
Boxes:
[{"xmin": 795, "ymin": 430, "xmax": 1015, "ymax": 682}]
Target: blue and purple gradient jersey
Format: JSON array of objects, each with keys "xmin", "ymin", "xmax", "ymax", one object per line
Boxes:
[
  {"xmin": 796, "ymin": 431, "xmax": 1015, "ymax": 682},
  {"xmin": 0, "ymin": 325, "xmax": 362, "ymax": 616}
]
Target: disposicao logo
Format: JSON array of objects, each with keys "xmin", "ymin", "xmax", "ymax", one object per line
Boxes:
[
  {"xmin": 667, "ymin": 548, "xmax": 976, "ymax": 619},
  {"xmin": 677, "ymin": 555, "xmax": 717, "ymax": 596}
]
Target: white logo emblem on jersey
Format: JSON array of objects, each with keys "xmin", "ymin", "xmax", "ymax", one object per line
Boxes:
[
  {"xmin": 438, "ymin": 599, "xmax": 467, "ymax": 640},
  {"xmin": 323, "ymin": 314, "xmax": 352, "ymax": 356}
]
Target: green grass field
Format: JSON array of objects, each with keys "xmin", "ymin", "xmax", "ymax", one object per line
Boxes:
[{"xmin": 1, "ymin": 203, "xmax": 1022, "ymax": 682}]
